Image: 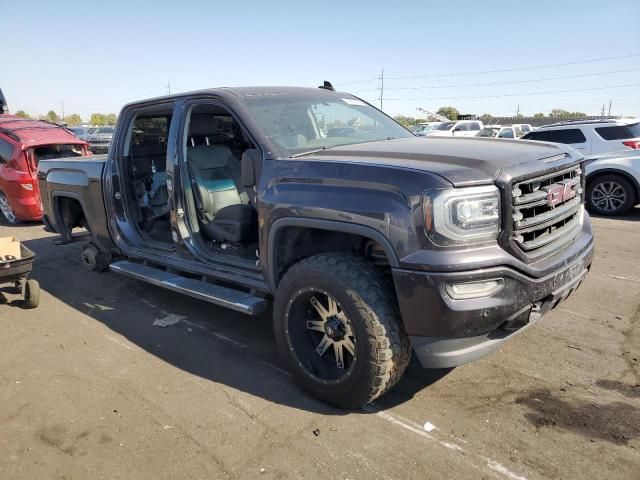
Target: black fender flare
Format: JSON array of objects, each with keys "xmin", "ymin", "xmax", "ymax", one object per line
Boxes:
[{"xmin": 267, "ymin": 217, "xmax": 399, "ymax": 290}]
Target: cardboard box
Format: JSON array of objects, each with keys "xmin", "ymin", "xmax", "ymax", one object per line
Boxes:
[{"xmin": 0, "ymin": 236, "xmax": 21, "ymax": 262}]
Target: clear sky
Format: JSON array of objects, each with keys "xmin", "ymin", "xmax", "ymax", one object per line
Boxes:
[{"xmin": 2, "ymin": 0, "xmax": 639, "ymax": 120}]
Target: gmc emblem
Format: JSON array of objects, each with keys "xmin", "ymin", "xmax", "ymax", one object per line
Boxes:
[{"xmin": 545, "ymin": 179, "xmax": 578, "ymax": 208}]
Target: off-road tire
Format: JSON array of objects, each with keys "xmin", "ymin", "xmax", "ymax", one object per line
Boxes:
[
  {"xmin": 586, "ymin": 174, "xmax": 636, "ymax": 216},
  {"xmin": 23, "ymin": 279, "xmax": 40, "ymax": 309},
  {"xmin": 80, "ymin": 244, "xmax": 111, "ymax": 272},
  {"xmin": 273, "ymin": 253, "xmax": 411, "ymax": 408}
]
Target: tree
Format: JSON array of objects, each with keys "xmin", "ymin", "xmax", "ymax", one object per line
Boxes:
[
  {"xmin": 436, "ymin": 106, "xmax": 459, "ymax": 121},
  {"xmin": 105, "ymin": 113, "xmax": 117, "ymax": 125},
  {"xmin": 90, "ymin": 113, "xmax": 106, "ymax": 126},
  {"xmin": 45, "ymin": 110, "xmax": 59, "ymax": 123},
  {"xmin": 63, "ymin": 114, "xmax": 83, "ymax": 126},
  {"xmin": 393, "ymin": 115, "xmax": 416, "ymax": 128},
  {"xmin": 533, "ymin": 113, "xmax": 545, "ymax": 120},
  {"xmin": 479, "ymin": 113, "xmax": 493, "ymax": 123},
  {"xmin": 15, "ymin": 110, "xmax": 31, "ymax": 119}
]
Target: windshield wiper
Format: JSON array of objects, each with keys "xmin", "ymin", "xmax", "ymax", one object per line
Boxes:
[{"xmin": 289, "ymin": 146, "xmax": 333, "ymax": 158}]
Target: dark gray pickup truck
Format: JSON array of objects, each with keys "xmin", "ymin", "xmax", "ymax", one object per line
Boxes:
[{"xmin": 38, "ymin": 85, "xmax": 594, "ymax": 407}]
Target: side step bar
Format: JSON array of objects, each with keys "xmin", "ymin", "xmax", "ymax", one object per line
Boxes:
[{"xmin": 110, "ymin": 260, "xmax": 268, "ymax": 315}]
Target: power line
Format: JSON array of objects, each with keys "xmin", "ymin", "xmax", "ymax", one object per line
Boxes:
[
  {"xmin": 384, "ymin": 53, "xmax": 640, "ymax": 80},
  {"xmin": 378, "ymin": 82, "xmax": 640, "ymax": 101},
  {"xmin": 366, "ymin": 67, "xmax": 640, "ymax": 92}
]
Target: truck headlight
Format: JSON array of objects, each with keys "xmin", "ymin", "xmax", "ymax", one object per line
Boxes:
[{"xmin": 423, "ymin": 185, "xmax": 501, "ymax": 246}]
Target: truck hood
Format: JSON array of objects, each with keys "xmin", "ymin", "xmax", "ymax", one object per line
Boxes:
[{"xmin": 307, "ymin": 137, "xmax": 575, "ymax": 186}]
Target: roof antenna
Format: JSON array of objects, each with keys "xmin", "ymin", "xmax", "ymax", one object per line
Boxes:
[{"xmin": 318, "ymin": 81, "xmax": 335, "ymax": 91}]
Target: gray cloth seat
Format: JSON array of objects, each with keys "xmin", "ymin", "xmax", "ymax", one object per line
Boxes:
[{"xmin": 187, "ymin": 144, "xmax": 255, "ymax": 242}]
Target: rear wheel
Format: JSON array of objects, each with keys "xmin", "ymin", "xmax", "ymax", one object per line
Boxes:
[
  {"xmin": 0, "ymin": 191, "xmax": 18, "ymax": 224},
  {"xmin": 587, "ymin": 174, "xmax": 635, "ymax": 216},
  {"xmin": 274, "ymin": 254, "xmax": 411, "ymax": 408},
  {"xmin": 80, "ymin": 244, "xmax": 111, "ymax": 272}
]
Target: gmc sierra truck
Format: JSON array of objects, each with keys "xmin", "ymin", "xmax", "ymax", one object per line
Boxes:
[{"xmin": 38, "ymin": 84, "xmax": 594, "ymax": 408}]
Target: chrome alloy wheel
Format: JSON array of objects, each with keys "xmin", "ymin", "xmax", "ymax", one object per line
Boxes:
[
  {"xmin": 591, "ymin": 180, "xmax": 627, "ymax": 212},
  {"xmin": 286, "ymin": 289, "xmax": 357, "ymax": 382},
  {"xmin": 306, "ymin": 295, "xmax": 356, "ymax": 370}
]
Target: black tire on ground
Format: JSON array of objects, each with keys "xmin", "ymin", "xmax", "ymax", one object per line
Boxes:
[
  {"xmin": 23, "ymin": 279, "xmax": 40, "ymax": 309},
  {"xmin": 80, "ymin": 244, "xmax": 111, "ymax": 272},
  {"xmin": 0, "ymin": 191, "xmax": 18, "ymax": 224},
  {"xmin": 273, "ymin": 253, "xmax": 411, "ymax": 408},
  {"xmin": 586, "ymin": 174, "xmax": 636, "ymax": 216}
]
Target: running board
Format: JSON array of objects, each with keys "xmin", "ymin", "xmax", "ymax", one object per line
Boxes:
[{"xmin": 109, "ymin": 260, "xmax": 268, "ymax": 315}]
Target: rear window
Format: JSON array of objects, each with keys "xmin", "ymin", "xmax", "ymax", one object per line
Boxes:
[
  {"xmin": 32, "ymin": 144, "xmax": 84, "ymax": 164},
  {"xmin": 595, "ymin": 123, "xmax": 640, "ymax": 140}
]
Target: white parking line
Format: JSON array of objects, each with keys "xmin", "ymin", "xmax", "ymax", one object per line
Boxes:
[{"xmin": 364, "ymin": 406, "xmax": 528, "ymax": 480}]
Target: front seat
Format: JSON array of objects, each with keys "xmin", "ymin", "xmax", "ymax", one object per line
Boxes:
[{"xmin": 187, "ymin": 144, "xmax": 256, "ymax": 243}]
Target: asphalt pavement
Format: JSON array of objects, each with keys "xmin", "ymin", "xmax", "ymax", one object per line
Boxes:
[{"xmin": 1, "ymin": 210, "xmax": 639, "ymax": 480}]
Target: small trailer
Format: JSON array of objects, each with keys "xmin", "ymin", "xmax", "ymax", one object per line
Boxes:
[{"xmin": 0, "ymin": 237, "xmax": 39, "ymax": 308}]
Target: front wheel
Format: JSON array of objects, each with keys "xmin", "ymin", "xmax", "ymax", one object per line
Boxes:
[
  {"xmin": 587, "ymin": 174, "xmax": 636, "ymax": 216},
  {"xmin": 273, "ymin": 254, "xmax": 411, "ymax": 408}
]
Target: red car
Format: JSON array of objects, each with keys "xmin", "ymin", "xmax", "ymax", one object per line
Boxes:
[{"xmin": 0, "ymin": 116, "xmax": 90, "ymax": 223}]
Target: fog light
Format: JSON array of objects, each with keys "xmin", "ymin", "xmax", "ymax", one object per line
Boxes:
[{"xmin": 445, "ymin": 279, "xmax": 504, "ymax": 300}]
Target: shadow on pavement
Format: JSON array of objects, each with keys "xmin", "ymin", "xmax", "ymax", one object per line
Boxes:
[
  {"xmin": 589, "ymin": 205, "xmax": 640, "ymax": 222},
  {"xmin": 17, "ymin": 233, "xmax": 449, "ymax": 415}
]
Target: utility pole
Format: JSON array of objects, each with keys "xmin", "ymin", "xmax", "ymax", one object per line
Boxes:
[
  {"xmin": 378, "ymin": 69, "xmax": 384, "ymax": 111},
  {"xmin": 601, "ymin": 104, "xmax": 606, "ymax": 118},
  {"xmin": 166, "ymin": 81, "xmax": 171, "ymax": 95},
  {"xmin": 516, "ymin": 104, "xmax": 520, "ymax": 117},
  {"xmin": 608, "ymin": 99, "xmax": 612, "ymax": 117},
  {"xmin": 60, "ymin": 99, "xmax": 65, "ymax": 121}
]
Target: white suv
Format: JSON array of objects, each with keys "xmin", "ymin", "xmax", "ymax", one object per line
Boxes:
[
  {"xmin": 424, "ymin": 120, "xmax": 483, "ymax": 137},
  {"xmin": 521, "ymin": 118, "xmax": 640, "ymax": 155}
]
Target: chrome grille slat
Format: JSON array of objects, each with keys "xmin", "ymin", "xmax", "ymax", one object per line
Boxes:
[
  {"xmin": 515, "ymin": 198, "xmax": 581, "ymax": 231},
  {"xmin": 510, "ymin": 163, "xmax": 583, "ymax": 259},
  {"xmin": 519, "ymin": 218, "xmax": 580, "ymax": 251}
]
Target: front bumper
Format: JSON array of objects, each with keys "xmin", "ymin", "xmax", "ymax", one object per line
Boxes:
[{"xmin": 393, "ymin": 240, "xmax": 594, "ymax": 369}]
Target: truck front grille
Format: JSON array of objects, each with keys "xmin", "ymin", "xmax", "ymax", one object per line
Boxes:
[{"xmin": 511, "ymin": 164, "xmax": 583, "ymax": 260}]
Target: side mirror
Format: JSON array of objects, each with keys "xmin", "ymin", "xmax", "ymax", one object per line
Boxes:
[{"xmin": 242, "ymin": 148, "xmax": 260, "ymax": 187}]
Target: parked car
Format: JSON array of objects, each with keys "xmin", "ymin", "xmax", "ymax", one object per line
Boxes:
[
  {"xmin": 585, "ymin": 150, "xmax": 640, "ymax": 215},
  {"xmin": 39, "ymin": 85, "xmax": 593, "ymax": 408},
  {"xmin": 0, "ymin": 116, "xmax": 90, "ymax": 223},
  {"xmin": 87, "ymin": 126, "xmax": 114, "ymax": 153},
  {"xmin": 424, "ymin": 119, "xmax": 483, "ymax": 137},
  {"xmin": 522, "ymin": 118, "xmax": 640, "ymax": 155},
  {"xmin": 414, "ymin": 122, "xmax": 442, "ymax": 136},
  {"xmin": 506, "ymin": 123, "xmax": 532, "ymax": 137},
  {"xmin": 476, "ymin": 125, "xmax": 516, "ymax": 139},
  {"xmin": 69, "ymin": 126, "xmax": 96, "ymax": 142}
]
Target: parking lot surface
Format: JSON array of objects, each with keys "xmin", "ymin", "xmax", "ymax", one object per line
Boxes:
[{"xmin": 1, "ymin": 211, "xmax": 639, "ymax": 480}]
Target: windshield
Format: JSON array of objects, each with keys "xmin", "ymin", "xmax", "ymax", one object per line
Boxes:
[
  {"xmin": 241, "ymin": 93, "xmax": 412, "ymax": 157},
  {"xmin": 436, "ymin": 121, "xmax": 455, "ymax": 131},
  {"xmin": 95, "ymin": 127, "xmax": 114, "ymax": 134}
]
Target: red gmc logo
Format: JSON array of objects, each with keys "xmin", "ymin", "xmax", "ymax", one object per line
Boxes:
[{"xmin": 545, "ymin": 179, "xmax": 578, "ymax": 208}]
